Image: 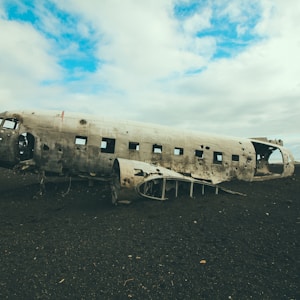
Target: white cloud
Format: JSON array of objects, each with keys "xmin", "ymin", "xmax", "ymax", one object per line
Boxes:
[
  {"xmin": 0, "ymin": 0, "xmax": 299, "ymax": 159},
  {"xmin": 0, "ymin": 16, "xmax": 63, "ymax": 109},
  {"xmin": 53, "ymin": 0, "xmax": 207, "ymax": 85},
  {"xmin": 0, "ymin": 20, "xmax": 60, "ymax": 81},
  {"xmin": 182, "ymin": 7, "xmax": 212, "ymax": 35}
]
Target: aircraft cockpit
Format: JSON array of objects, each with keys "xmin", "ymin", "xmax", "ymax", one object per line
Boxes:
[
  {"xmin": 0, "ymin": 113, "xmax": 35, "ymax": 167},
  {"xmin": 0, "ymin": 117, "xmax": 20, "ymax": 130}
]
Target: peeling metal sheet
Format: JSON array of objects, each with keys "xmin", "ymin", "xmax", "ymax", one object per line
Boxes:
[{"xmin": 111, "ymin": 158, "xmax": 246, "ymax": 203}]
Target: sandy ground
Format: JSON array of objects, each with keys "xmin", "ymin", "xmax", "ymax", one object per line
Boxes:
[{"xmin": 0, "ymin": 166, "xmax": 299, "ymax": 299}]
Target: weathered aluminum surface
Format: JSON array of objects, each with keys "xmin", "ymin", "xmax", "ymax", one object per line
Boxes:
[{"xmin": 0, "ymin": 110, "xmax": 295, "ymax": 202}]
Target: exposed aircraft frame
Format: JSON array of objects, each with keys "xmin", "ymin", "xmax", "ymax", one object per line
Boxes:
[{"xmin": 0, "ymin": 110, "xmax": 295, "ymax": 203}]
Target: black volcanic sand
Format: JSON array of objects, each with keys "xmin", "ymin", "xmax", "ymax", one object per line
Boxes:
[{"xmin": 0, "ymin": 166, "xmax": 299, "ymax": 299}]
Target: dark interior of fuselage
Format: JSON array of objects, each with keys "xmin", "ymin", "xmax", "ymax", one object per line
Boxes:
[
  {"xmin": 252, "ymin": 141, "xmax": 283, "ymax": 176},
  {"xmin": 18, "ymin": 132, "xmax": 35, "ymax": 161}
]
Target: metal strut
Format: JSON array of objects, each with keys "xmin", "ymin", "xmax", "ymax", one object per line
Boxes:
[
  {"xmin": 135, "ymin": 176, "xmax": 246, "ymax": 201},
  {"xmin": 38, "ymin": 170, "xmax": 46, "ymax": 195}
]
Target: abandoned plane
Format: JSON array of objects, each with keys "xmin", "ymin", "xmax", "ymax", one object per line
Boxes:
[{"xmin": 0, "ymin": 110, "xmax": 295, "ymax": 203}]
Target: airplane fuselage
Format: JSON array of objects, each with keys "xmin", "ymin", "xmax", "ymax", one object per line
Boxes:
[{"xmin": 0, "ymin": 110, "xmax": 295, "ymax": 186}]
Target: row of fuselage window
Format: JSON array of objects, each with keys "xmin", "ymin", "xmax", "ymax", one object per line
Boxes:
[
  {"xmin": 74, "ymin": 135, "xmax": 241, "ymax": 164},
  {"xmin": 0, "ymin": 119, "xmax": 240, "ymax": 165}
]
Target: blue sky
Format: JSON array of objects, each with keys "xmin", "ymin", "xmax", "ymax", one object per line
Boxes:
[{"xmin": 0, "ymin": 0, "xmax": 299, "ymax": 160}]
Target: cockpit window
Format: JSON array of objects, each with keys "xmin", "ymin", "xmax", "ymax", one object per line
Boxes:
[{"xmin": 3, "ymin": 118, "xmax": 19, "ymax": 130}]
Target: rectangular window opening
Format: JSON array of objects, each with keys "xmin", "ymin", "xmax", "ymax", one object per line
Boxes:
[
  {"xmin": 232, "ymin": 154, "xmax": 239, "ymax": 162},
  {"xmin": 101, "ymin": 137, "xmax": 116, "ymax": 153},
  {"xmin": 129, "ymin": 141, "xmax": 140, "ymax": 151},
  {"xmin": 152, "ymin": 144, "xmax": 162, "ymax": 154},
  {"xmin": 195, "ymin": 150, "xmax": 204, "ymax": 158},
  {"xmin": 213, "ymin": 151, "xmax": 223, "ymax": 164},
  {"xmin": 75, "ymin": 136, "xmax": 87, "ymax": 146},
  {"xmin": 3, "ymin": 118, "xmax": 19, "ymax": 130},
  {"xmin": 174, "ymin": 147, "xmax": 184, "ymax": 155}
]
